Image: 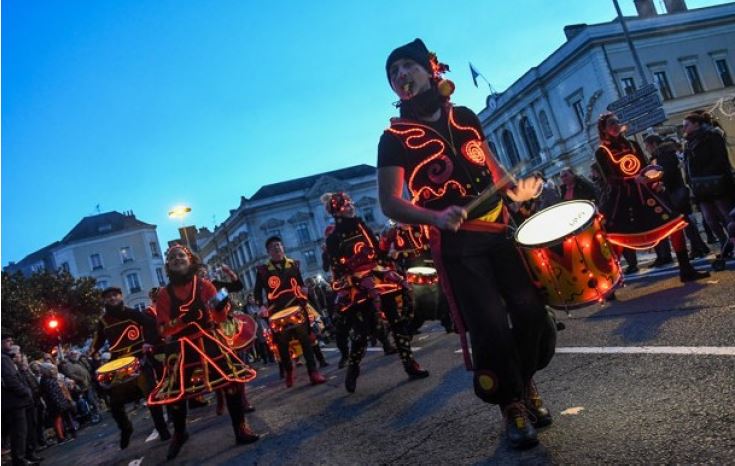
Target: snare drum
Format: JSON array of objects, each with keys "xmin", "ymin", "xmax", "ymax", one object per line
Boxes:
[
  {"xmin": 515, "ymin": 200, "xmax": 621, "ymax": 309},
  {"xmin": 406, "ymin": 266, "xmax": 439, "ymax": 286},
  {"xmin": 216, "ymin": 313, "xmax": 257, "ymax": 350},
  {"xmin": 268, "ymin": 304, "xmax": 318, "ymax": 333},
  {"xmin": 96, "ymin": 356, "xmax": 141, "ymax": 390}
]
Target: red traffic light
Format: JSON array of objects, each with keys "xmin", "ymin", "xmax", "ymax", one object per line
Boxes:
[{"xmin": 47, "ymin": 318, "xmax": 59, "ymax": 330}]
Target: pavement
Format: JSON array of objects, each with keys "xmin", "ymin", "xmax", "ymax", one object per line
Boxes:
[{"xmin": 20, "ymin": 255, "xmax": 735, "ymax": 465}]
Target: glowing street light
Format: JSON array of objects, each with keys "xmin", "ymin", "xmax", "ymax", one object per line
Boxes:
[{"xmin": 168, "ymin": 205, "xmax": 192, "ymax": 248}]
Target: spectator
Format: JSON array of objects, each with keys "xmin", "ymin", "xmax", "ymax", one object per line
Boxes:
[
  {"xmin": 559, "ymin": 166, "xmax": 598, "ymax": 203},
  {"xmin": 16, "ymin": 354, "xmax": 44, "ymax": 462},
  {"xmin": 2, "ymin": 331, "xmax": 38, "ymax": 466},
  {"xmin": 39, "ymin": 363, "xmax": 74, "ymax": 444}
]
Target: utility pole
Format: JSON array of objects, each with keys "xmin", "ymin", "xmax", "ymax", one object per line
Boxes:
[{"xmin": 612, "ymin": 0, "xmax": 649, "ymax": 85}]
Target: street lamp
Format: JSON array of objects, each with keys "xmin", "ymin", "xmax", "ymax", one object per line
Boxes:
[{"xmin": 168, "ymin": 205, "xmax": 192, "ymax": 248}]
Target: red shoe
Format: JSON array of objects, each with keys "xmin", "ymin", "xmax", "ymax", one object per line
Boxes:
[
  {"xmin": 285, "ymin": 368, "xmax": 295, "ymax": 388},
  {"xmin": 309, "ymin": 370, "xmax": 326, "ymax": 385}
]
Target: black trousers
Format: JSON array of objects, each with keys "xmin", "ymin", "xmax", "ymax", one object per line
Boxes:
[
  {"xmin": 333, "ymin": 313, "xmax": 350, "ymax": 359},
  {"xmin": 2, "ymin": 407, "xmax": 28, "ymax": 463},
  {"xmin": 108, "ymin": 362, "xmax": 167, "ymax": 436},
  {"xmin": 275, "ymin": 321, "xmax": 318, "ymax": 373},
  {"xmin": 438, "ymin": 231, "xmax": 556, "ymax": 406},
  {"xmin": 346, "ymin": 292, "xmax": 414, "ymax": 368},
  {"xmin": 169, "ymin": 383, "xmax": 246, "ymax": 436}
]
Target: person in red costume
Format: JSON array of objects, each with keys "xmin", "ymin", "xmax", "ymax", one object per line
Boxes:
[
  {"xmin": 594, "ymin": 112, "xmax": 709, "ymax": 282},
  {"xmin": 377, "ymin": 38, "xmax": 556, "ymax": 450},
  {"xmin": 149, "ymin": 244, "xmax": 259, "ymax": 460}
]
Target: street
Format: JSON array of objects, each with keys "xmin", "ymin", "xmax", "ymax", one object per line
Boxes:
[{"xmin": 38, "ymin": 260, "xmax": 735, "ymax": 465}]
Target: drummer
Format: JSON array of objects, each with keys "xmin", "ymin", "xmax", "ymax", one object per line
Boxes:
[
  {"xmin": 253, "ymin": 236, "xmax": 327, "ymax": 388},
  {"xmin": 90, "ymin": 287, "xmax": 170, "ymax": 449},
  {"xmin": 377, "ymin": 38, "xmax": 555, "ymax": 449}
]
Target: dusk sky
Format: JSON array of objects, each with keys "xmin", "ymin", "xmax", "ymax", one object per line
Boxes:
[{"xmin": 2, "ymin": 0, "xmax": 727, "ymax": 265}]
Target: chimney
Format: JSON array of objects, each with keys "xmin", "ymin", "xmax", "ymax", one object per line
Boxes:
[
  {"xmin": 564, "ymin": 24, "xmax": 587, "ymax": 40},
  {"xmin": 663, "ymin": 0, "xmax": 687, "ymax": 13},
  {"xmin": 634, "ymin": 0, "xmax": 658, "ymax": 17}
]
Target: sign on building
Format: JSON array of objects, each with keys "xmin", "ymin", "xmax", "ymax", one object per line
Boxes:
[{"xmin": 607, "ymin": 84, "xmax": 667, "ymax": 135}]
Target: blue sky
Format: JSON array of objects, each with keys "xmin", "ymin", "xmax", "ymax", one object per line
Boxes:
[{"xmin": 2, "ymin": 0, "xmax": 727, "ymax": 264}]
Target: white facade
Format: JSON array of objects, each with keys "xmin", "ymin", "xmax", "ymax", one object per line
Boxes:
[
  {"xmin": 478, "ymin": 2, "xmax": 735, "ymax": 178},
  {"xmin": 198, "ymin": 165, "xmax": 388, "ymax": 295}
]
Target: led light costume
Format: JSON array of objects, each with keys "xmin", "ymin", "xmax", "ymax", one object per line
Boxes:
[
  {"xmin": 594, "ymin": 112, "xmax": 709, "ymax": 282},
  {"xmin": 378, "ymin": 39, "xmax": 556, "ymax": 449},
  {"xmin": 92, "ymin": 287, "xmax": 170, "ymax": 448},
  {"xmin": 253, "ymin": 242, "xmax": 326, "ymax": 388},
  {"xmin": 323, "ymin": 192, "xmax": 429, "ymax": 393},
  {"xmin": 148, "ymin": 245, "xmax": 258, "ymax": 460}
]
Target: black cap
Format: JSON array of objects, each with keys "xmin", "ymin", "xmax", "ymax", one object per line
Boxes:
[
  {"xmin": 101, "ymin": 286, "xmax": 123, "ymax": 297},
  {"xmin": 386, "ymin": 38, "xmax": 432, "ymax": 83},
  {"xmin": 265, "ymin": 236, "xmax": 282, "ymax": 249}
]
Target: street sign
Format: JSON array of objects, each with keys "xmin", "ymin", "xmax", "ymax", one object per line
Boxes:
[{"xmin": 607, "ymin": 83, "xmax": 667, "ymax": 135}]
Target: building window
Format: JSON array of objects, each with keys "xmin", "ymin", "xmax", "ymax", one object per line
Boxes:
[
  {"xmin": 98, "ymin": 224, "xmax": 112, "ymax": 233},
  {"xmin": 126, "ymin": 273, "xmax": 142, "ymax": 294},
  {"xmin": 133, "ymin": 303, "xmax": 146, "ymax": 312},
  {"xmin": 501, "ymin": 130, "xmax": 520, "ymax": 166},
  {"xmin": 295, "ymin": 223, "xmax": 311, "ymax": 246},
  {"xmin": 244, "ymin": 241, "xmax": 253, "ymax": 262},
  {"xmin": 267, "ymin": 229, "xmax": 281, "ymax": 240},
  {"xmin": 621, "ymin": 77, "xmax": 636, "ymax": 95},
  {"xmin": 59, "ymin": 262, "xmax": 70, "ymax": 273},
  {"xmin": 363, "ymin": 208, "xmax": 375, "ymax": 223},
  {"xmin": 538, "ymin": 111, "xmax": 553, "ymax": 139},
  {"xmin": 96, "ymin": 279, "xmax": 109, "ymax": 290},
  {"xmin": 304, "ymin": 250, "xmax": 317, "ymax": 266},
  {"xmin": 90, "ymin": 253, "xmax": 103, "ymax": 271},
  {"xmin": 120, "ymin": 246, "xmax": 134, "ymax": 263},
  {"xmin": 31, "ymin": 263, "xmax": 45, "ymax": 273},
  {"xmin": 156, "ymin": 268, "xmax": 166, "ymax": 286},
  {"xmin": 685, "ymin": 65, "xmax": 704, "ymax": 94},
  {"xmin": 519, "ymin": 117, "xmax": 541, "ymax": 162},
  {"xmin": 244, "ymin": 271, "xmax": 252, "ymax": 290},
  {"xmin": 653, "ymin": 71, "xmax": 674, "ymax": 101},
  {"xmin": 572, "ymin": 100, "xmax": 585, "ymax": 130},
  {"xmin": 149, "ymin": 241, "xmax": 160, "ymax": 257},
  {"xmin": 715, "ymin": 59, "xmax": 733, "ymax": 87}
]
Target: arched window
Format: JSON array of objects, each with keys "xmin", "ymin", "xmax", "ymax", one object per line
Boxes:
[
  {"xmin": 520, "ymin": 117, "xmax": 541, "ymax": 162},
  {"xmin": 501, "ymin": 130, "xmax": 520, "ymax": 166},
  {"xmin": 539, "ymin": 110, "xmax": 553, "ymax": 139},
  {"xmin": 488, "ymin": 139, "xmax": 498, "ymax": 157}
]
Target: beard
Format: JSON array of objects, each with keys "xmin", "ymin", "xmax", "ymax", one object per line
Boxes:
[
  {"xmin": 398, "ymin": 85, "xmax": 443, "ymax": 119},
  {"xmin": 167, "ymin": 266, "xmax": 197, "ymax": 286}
]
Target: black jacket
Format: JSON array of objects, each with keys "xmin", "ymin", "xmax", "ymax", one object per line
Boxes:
[
  {"xmin": 654, "ymin": 141, "xmax": 691, "ymax": 213},
  {"xmin": 560, "ymin": 177, "xmax": 599, "ymax": 203},
  {"xmin": 685, "ymin": 128, "xmax": 735, "ymax": 200},
  {"xmin": 1, "ymin": 351, "xmax": 33, "ymax": 410}
]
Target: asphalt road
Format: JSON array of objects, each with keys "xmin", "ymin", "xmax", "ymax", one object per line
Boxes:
[{"xmin": 33, "ymin": 258, "xmax": 735, "ymax": 465}]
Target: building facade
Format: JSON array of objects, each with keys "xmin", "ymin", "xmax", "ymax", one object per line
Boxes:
[
  {"xmin": 478, "ymin": 1, "xmax": 735, "ymax": 178},
  {"xmin": 5, "ymin": 211, "xmax": 166, "ymax": 310},
  {"xmin": 196, "ymin": 164, "xmax": 388, "ymax": 296}
]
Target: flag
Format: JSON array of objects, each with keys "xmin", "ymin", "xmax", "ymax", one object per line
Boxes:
[{"xmin": 469, "ymin": 62, "xmax": 481, "ymax": 88}]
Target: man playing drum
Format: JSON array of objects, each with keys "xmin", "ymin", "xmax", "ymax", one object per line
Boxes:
[
  {"xmin": 90, "ymin": 287, "xmax": 170, "ymax": 449},
  {"xmin": 253, "ymin": 236, "xmax": 327, "ymax": 388},
  {"xmin": 377, "ymin": 38, "xmax": 556, "ymax": 449}
]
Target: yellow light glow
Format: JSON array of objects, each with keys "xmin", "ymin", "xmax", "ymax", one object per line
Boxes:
[{"xmin": 168, "ymin": 205, "xmax": 192, "ymax": 219}]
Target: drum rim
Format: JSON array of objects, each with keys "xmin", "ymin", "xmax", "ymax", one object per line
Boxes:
[
  {"xmin": 97, "ymin": 356, "xmax": 137, "ymax": 373},
  {"xmin": 406, "ymin": 266, "xmax": 438, "ymax": 275},
  {"xmin": 514, "ymin": 200, "xmax": 598, "ymax": 248}
]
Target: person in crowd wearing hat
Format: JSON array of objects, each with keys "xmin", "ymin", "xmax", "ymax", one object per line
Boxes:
[
  {"xmin": 322, "ymin": 192, "xmax": 429, "ymax": 393},
  {"xmin": 2, "ymin": 331, "xmax": 39, "ymax": 466},
  {"xmin": 149, "ymin": 244, "xmax": 259, "ymax": 460},
  {"xmin": 253, "ymin": 236, "xmax": 327, "ymax": 388},
  {"xmin": 90, "ymin": 286, "xmax": 171, "ymax": 449},
  {"xmin": 595, "ymin": 112, "xmax": 709, "ymax": 282},
  {"xmin": 377, "ymin": 38, "xmax": 556, "ymax": 449}
]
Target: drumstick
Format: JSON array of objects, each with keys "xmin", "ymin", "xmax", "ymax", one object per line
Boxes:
[{"xmin": 464, "ymin": 162, "xmax": 527, "ymax": 216}]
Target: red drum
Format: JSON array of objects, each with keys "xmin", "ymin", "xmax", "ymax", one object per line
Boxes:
[
  {"xmin": 515, "ymin": 200, "xmax": 622, "ymax": 309},
  {"xmin": 406, "ymin": 266, "xmax": 439, "ymax": 286},
  {"xmin": 96, "ymin": 356, "xmax": 140, "ymax": 390},
  {"xmin": 216, "ymin": 313, "xmax": 257, "ymax": 350}
]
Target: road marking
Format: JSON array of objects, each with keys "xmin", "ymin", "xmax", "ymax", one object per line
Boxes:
[
  {"xmin": 560, "ymin": 406, "xmax": 585, "ymax": 416},
  {"xmin": 322, "ymin": 347, "xmax": 422, "ymax": 353},
  {"xmin": 454, "ymin": 346, "xmax": 735, "ymax": 355},
  {"xmin": 144, "ymin": 430, "xmax": 158, "ymax": 442},
  {"xmin": 556, "ymin": 346, "xmax": 735, "ymax": 355},
  {"xmin": 128, "ymin": 458, "xmax": 144, "ymax": 466}
]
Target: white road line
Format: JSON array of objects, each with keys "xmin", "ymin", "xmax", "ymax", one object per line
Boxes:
[
  {"xmin": 454, "ymin": 346, "xmax": 735, "ymax": 355},
  {"xmin": 323, "ymin": 347, "xmax": 422, "ymax": 352}
]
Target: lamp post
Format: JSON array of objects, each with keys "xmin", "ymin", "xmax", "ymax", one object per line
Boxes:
[{"xmin": 168, "ymin": 205, "xmax": 192, "ymax": 249}]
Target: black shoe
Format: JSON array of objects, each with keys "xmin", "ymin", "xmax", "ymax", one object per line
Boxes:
[
  {"xmin": 502, "ymin": 402, "xmax": 539, "ymax": 450},
  {"xmin": 624, "ymin": 265, "xmax": 639, "ymax": 274},
  {"xmin": 12, "ymin": 459, "xmax": 39, "ymax": 466},
  {"xmin": 25, "ymin": 453, "xmax": 43, "ymax": 462},
  {"xmin": 243, "ymin": 404, "xmax": 256, "ymax": 413},
  {"xmin": 680, "ymin": 267, "xmax": 710, "ymax": 282},
  {"xmin": 120, "ymin": 425, "xmax": 133, "ymax": 449},
  {"xmin": 525, "ymin": 382, "xmax": 553, "ymax": 428},
  {"xmin": 166, "ymin": 432, "xmax": 189, "ymax": 460},
  {"xmin": 689, "ymin": 248, "xmax": 710, "ymax": 260},
  {"xmin": 383, "ymin": 346, "xmax": 398, "ymax": 356},
  {"xmin": 404, "ymin": 360, "xmax": 429, "ymax": 380},
  {"xmin": 234, "ymin": 422, "xmax": 260, "ymax": 445},
  {"xmin": 650, "ymin": 257, "xmax": 674, "ymax": 268},
  {"xmin": 345, "ymin": 364, "xmax": 360, "ymax": 393},
  {"xmin": 338, "ymin": 356, "xmax": 348, "ymax": 369},
  {"xmin": 158, "ymin": 426, "xmax": 172, "ymax": 441},
  {"xmin": 319, "ymin": 359, "xmax": 330, "ymax": 368}
]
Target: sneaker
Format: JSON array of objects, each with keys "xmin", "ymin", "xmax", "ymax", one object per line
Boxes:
[
  {"xmin": 524, "ymin": 381, "xmax": 552, "ymax": 428},
  {"xmin": 166, "ymin": 432, "xmax": 189, "ymax": 460},
  {"xmin": 502, "ymin": 402, "xmax": 539, "ymax": 450},
  {"xmin": 404, "ymin": 360, "xmax": 429, "ymax": 380},
  {"xmin": 345, "ymin": 364, "xmax": 360, "ymax": 393}
]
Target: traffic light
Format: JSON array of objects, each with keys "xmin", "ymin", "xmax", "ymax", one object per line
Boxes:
[
  {"xmin": 47, "ymin": 317, "xmax": 59, "ymax": 330},
  {"xmin": 44, "ymin": 315, "xmax": 61, "ymax": 334}
]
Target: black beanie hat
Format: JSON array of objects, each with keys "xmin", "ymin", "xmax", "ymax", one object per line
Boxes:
[{"xmin": 386, "ymin": 38, "xmax": 432, "ymax": 82}]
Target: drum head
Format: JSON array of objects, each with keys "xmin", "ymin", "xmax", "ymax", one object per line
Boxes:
[
  {"xmin": 97, "ymin": 356, "xmax": 136, "ymax": 374},
  {"xmin": 269, "ymin": 306, "xmax": 300, "ymax": 321},
  {"xmin": 407, "ymin": 266, "xmax": 437, "ymax": 276},
  {"xmin": 515, "ymin": 200, "xmax": 596, "ymax": 247}
]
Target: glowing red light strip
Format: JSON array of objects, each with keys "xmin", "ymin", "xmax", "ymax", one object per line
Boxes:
[
  {"xmin": 108, "ymin": 324, "xmax": 141, "ymax": 352},
  {"xmin": 598, "ymin": 145, "xmax": 641, "ymax": 177}
]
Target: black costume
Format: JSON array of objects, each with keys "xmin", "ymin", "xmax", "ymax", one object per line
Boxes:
[
  {"xmin": 325, "ymin": 214, "xmax": 428, "ymax": 392},
  {"xmin": 91, "ymin": 303, "xmax": 170, "ymax": 444},
  {"xmin": 253, "ymin": 257, "xmax": 324, "ymax": 385}
]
